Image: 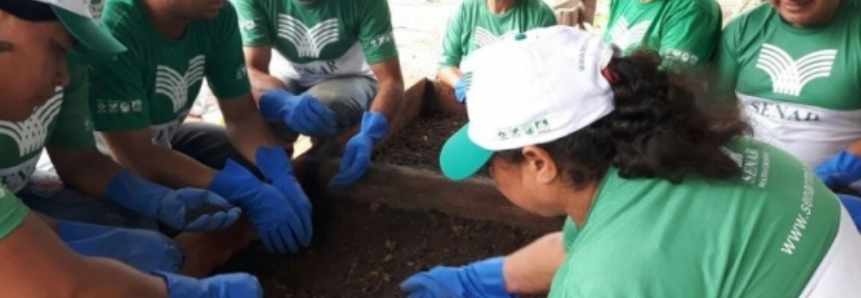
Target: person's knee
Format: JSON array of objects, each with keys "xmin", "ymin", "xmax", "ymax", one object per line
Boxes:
[{"xmin": 306, "ymin": 77, "xmax": 377, "ymax": 128}]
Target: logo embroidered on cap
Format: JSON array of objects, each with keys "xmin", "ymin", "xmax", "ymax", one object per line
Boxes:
[{"xmin": 496, "ymin": 119, "xmax": 551, "ymax": 141}]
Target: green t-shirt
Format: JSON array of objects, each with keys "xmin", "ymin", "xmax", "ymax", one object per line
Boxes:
[
  {"xmin": 548, "ymin": 138, "xmax": 843, "ymax": 298},
  {"xmin": 90, "ymin": 0, "xmax": 251, "ymax": 147},
  {"xmin": 0, "ymin": 64, "xmax": 95, "ymax": 193},
  {"xmin": 233, "ymin": 0, "xmax": 399, "ymax": 87},
  {"xmin": 712, "ymin": 0, "xmax": 861, "ymax": 168},
  {"xmin": 0, "ymin": 186, "xmax": 30, "ymax": 240},
  {"xmin": 603, "ymin": 0, "xmax": 722, "ymax": 66},
  {"xmin": 438, "ymin": 0, "xmax": 557, "ymax": 70}
]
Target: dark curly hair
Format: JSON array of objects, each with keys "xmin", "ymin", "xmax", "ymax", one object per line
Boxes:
[{"xmin": 495, "ymin": 50, "xmax": 750, "ymax": 189}]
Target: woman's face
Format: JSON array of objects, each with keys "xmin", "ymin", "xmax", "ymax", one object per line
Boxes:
[
  {"xmin": 488, "ymin": 147, "xmax": 568, "ymax": 217},
  {"xmin": 769, "ymin": 0, "xmax": 842, "ymax": 26}
]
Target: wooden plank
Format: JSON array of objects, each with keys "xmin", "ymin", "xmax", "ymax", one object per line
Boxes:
[
  {"xmin": 310, "ymin": 160, "xmax": 563, "ymax": 234},
  {"xmin": 293, "ymin": 78, "xmax": 561, "ymax": 234}
]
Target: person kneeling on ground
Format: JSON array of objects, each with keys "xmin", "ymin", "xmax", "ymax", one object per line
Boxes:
[
  {"xmin": 438, "ymin": 0, "xmax": 557, "ymax": 104},
  {"xmin": 400, "ymin": 26, "xmax": 861, "ymax": 298},
  {"xmin": 234, "ymin": 0, "xmax": 405, "ymax": 187},
  {"xmin": 0, "ymin": 0, "xmax": 262, "ymax": 296},
  {"xmin": 87, "ymin": 0, "xmax": 314, "ymax": 274}
]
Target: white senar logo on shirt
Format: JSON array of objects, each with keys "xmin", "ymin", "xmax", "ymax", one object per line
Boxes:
[
  {"xmin": 473, "ymin": 27, "xmax": 517, "ymax": 49},
  {"xmin": 608, "ymin": 17, "xmax": 651, "ymax": 50},
  {"xmin": 0, "ymin": 91, "xmax": 62, "ymax": 157},
  {"xmin": 756, "ymin": 44, "xmax": 838, "ymax": 97},
  {"xmin": 155, "ymin": 55, "xmax": 206, "ymax": 113},
  {"xmin": 278, "ymin": 15, "xmax": 339, "ymax": 58}
]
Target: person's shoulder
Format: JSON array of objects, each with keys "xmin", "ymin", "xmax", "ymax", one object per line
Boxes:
[{"xmin": 102, "ymin": 0, "xmax": 141, "ymax": 27}]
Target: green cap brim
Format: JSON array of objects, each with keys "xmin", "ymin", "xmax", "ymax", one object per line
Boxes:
[
  {"xmin": 439, "ymin": 123, "xmax": 494, "ymax": 181},
  {"xmin": 51, "ymin": 6, "xmax": 126, "ymax": 58}
]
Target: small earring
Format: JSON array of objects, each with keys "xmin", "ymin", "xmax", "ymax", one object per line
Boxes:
[{"xmin": 0, "ymin": 41, "xmax": 12, "ymax": 52}]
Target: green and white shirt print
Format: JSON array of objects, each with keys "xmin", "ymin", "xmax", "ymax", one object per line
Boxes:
[
  {"xmin": 0, "ymin": 64, "xmax": 95, "ymax": 193},
  {"xmin": 603, "ymin": 0, "xmax": 722, "ymax": 67},
  {"xmin": 438, "ymin": 0, "xmax": 557, "ymax": 71},
  {"xmin": 89, "ymin": 0, "xmax": 250, "ymax": 147},
  {"xmin": 233, "ymin": 0, "xmax": 399, "ymax": 88},
  {"xmin": 713, "ymin": 0, "xmax": 861, "ymax": 168},
  {"xmin": 547, "ymin": 138, "xmax": 861, "ymax": 298}
]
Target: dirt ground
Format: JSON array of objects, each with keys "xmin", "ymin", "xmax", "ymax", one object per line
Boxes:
[{"xmin": 217, "ymin": 197, "xmax": 547, "ymax": 298}]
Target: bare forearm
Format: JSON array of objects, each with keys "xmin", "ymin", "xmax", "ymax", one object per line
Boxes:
[
  {"xmin": 368, "ymin": 80, "xmax": 404, "ymax": 121},
  {"xmin": 123, "ymin": 147, "xmax": 217, "ymax": 189},
  {"xmin": 248, "ymin": 68, "xmax": 287, "ymax": 103},
  {"xmin": 504, "ymin": 232, "xmax": 566, "ymax": 294},
  {"xmin": 49, "ymin": 148, "xmax": 123, "ymax": 199},
  {"xmin": 225, "ymin": 110, "xmax": 279, "ymax": 166},
  {"xmin": 846, "ymin": 140, "xmax": 861, "ymax": 155},
  {"xmin": 72, "ymin": 258, "xmax": 169, "ymax": 298},
  {"xmin": 437, "ymin": 67, "xmax": 464, "ymax": 89}
]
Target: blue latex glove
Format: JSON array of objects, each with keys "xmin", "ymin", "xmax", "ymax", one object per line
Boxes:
[
  {"xmin": 208, "ymin": 159, "xmax": 310, "ymax": 253},
  {"xmin": 330, "ymin": 112, "xmax": 389, "ymax": 187},
  {"xmin": 152, "ymin": 270, "xmax": 263, "ymax": 298},
  {"xmin": 255, "ymin": 146, "xmax": 313, "ymax": 246},
  {"xmin": 454, "ymin": 74, "xmax": 471, "ymax": 104},
  {"xmin": 58, "ymin": 220, "xmax": 183, "ymax": 273},
  {"xmin": 814, "ymin": 150, "xmax": 861, "ymax": 187},
  {"xmin": 259, "ymin": 89, "xmax": 337, "ymax": 137},
  {"xmin": 400, "ymin": 257, "xmax": 518, "ymax": 298},
  {"xmin": 107, "ymin": 170, "xmax": 241, "ymax": 231}
]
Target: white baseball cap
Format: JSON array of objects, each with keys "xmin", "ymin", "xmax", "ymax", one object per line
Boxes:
[
  {"xmin": 439, "ymin": 25, "xmax": 620, "ymax": 181},
  {"xmin": 0, "ymin": 0, "xmax": 125, "ymax": 56}
]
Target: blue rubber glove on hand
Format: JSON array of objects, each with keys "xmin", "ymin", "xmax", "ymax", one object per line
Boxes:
[
  {"xmin": 330, "ymin": 112, "xmax": 389, "ymax": 187},
  {"xmin": 259, "ymin": 89, "xmax": 337, "ymax": 137},
  {"xmin": 107, "ymin": 170, "xmax": 241, "ymax": 231},
  {"xmin": 255, "ymin": 146, "xmax": 313, "ymax": 246},
  {"xmin": 208, "ymin": 160, "xmax": 310, "ymax": 253},
  {"xmin": 454, "ymin": 74, "xmax": 471, "ymax": 104},
  {"xmin": 59, "ymin": 220, "xmax": 183, "ymax": 273},
  {"xmin": 400, "ymin": 257, "xmax": 518, "ymax": 298},
  {"xmin": 153, "ymin": 270, "xmax": 263, "ymax": 298},
  {"xmin": 814, "ymin": 150, "xmax": 861, "ymax": 187}
]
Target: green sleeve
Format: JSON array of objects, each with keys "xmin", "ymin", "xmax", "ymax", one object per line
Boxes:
[
  {"xmin": 561, "ymin": 217, "xmax": 579, "ymax": 251},
  {"xmin": 602, "ymin": 0, "xmax": 621, "ymax": 42},
  {"xmin": 711, "ymin": 20, "xmax": 741, "ymax": 101},
  {"xmin": 0, "ymin": 187, "xmax": 29, "ymax": 241},
  {"xmin": 232, "ymin": 0, "xmax": 272, "ymax": 46},
  {"xmin": 658, "ymin": 1, "xmax": 722, "ymax": 67},
  {"xmin": 47, "ymin": 63, "xmax": 96, "ymax": 149},
  {"xmin": 207, "ymin": 2, "xmax": 252, "ymax": 101},
  {"xmin": 438, "ymin": 6, "xmax": 466, "ymax": 68},
  {"xmin": 358, "ymin": 0, "xmax": 399, "ymax": 65},
  {"xmin": 538, "ymin": 2, "xmax": 558, "ymax": 27},
  {"xmin": 88, "ymin": 28, "xmax": 152, "ymax": 132}
]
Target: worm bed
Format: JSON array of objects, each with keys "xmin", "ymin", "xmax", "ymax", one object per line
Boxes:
[{"xmin": 216, "ymin": 79, "xmax": 563, "ymax": 297}]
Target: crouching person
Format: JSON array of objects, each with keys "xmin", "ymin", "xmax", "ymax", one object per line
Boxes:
[
  {"xmin": 234, "ymin": 0, "xmax": 405, "ymax": 187},
  {"xmin": 0, "ymin": 0, "xmax": 262, "ymax": 296},
  {"xmin": 401, "ymin": 26, "xmax": 861, "ymax": 298}
]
